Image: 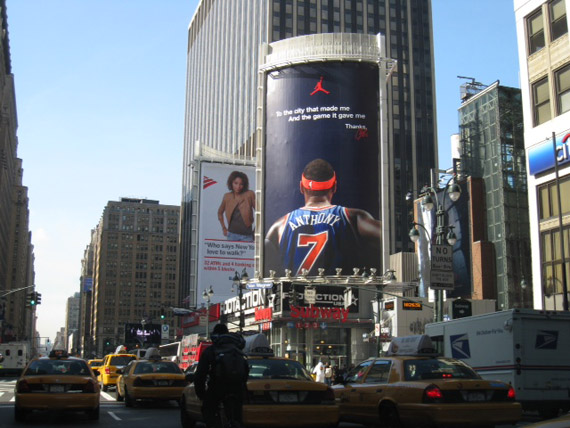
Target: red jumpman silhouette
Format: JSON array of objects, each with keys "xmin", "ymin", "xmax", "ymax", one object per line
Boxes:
[{"xmin": 310, "ymin": 76, "xmax": 330, "ymax": 96}]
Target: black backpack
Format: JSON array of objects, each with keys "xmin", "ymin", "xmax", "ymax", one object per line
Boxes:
[{"xmin": 213, "ymin": 345, "xmax": 247, "ymax": 385}]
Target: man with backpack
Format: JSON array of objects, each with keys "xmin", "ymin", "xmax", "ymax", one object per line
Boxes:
[{"xmin": 194, "ymin": 323, "xmax": 249, "ymax": 428}]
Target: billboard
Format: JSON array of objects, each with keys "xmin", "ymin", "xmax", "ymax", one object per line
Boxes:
[
  {"xmin": 197, "ymin": 163, "xmax": 256, "ymax": 303},
  {"xmin": 124, "ymin": 323, "xmax": 161, "ymax": 347},
  {"xmin": 263, "ymin": 62, "xmax": 381, "ymax": 277},
  {"xmin": 528, "ymin": 131, "xmax": 570, "ymax": 175}
]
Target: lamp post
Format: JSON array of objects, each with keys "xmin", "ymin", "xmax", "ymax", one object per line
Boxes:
[
  {"xmin": 232, "ymin": 268, "xmax": 249, "ymax": 333},
  {"xmin": 202, "ymin": 285, "xmax": 214, "ymax": 339},
  {"xmin": 409, "ymin": 172, "xmax": 461, "ymax": 322}
]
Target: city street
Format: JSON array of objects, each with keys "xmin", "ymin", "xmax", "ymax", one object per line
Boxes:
[{"xmin": 0, "ymin": 378, "xmax": 552, "ymax": 428}]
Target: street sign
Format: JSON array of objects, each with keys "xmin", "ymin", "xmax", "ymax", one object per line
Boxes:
[
  {"xmin": 161, "ymin": 324, "xmax": 169, "ymax": 340},
  {"xmin": 430, "ymin": 269, "xmax": 454, "ymax": 290},
  {"xmin": 246, "ymin": 281, "xmax": 274, "ymax": 289},
  {"xmin": 431, "ymin": 245, "xmax": 453, "ymax": 270},
  {"xmin": 304, "ymin": 288, "xmax": 316, "ymax": 304}
]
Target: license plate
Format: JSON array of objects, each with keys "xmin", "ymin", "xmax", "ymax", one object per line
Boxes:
[
  {"xmin": 466, "ymin": 392, "xmax": 486, "ymax": 402},
  {"xmin": 157, "ymin": 380, "xmax": 169, "ymax": 386},
  {"xmin": 50, "ymin": 385, "xmax": 65, "ymax": 393},
  {"xmin": 279, "ymin": 392, "xmax": 298, "ymax": 403}
]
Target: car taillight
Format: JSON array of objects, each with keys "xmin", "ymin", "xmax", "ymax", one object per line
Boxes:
[
  {"xmin": 423, "ymin": 385, "xmax": 444, "ymax": 403},
  {"xmin": 105, "ymin": 367, "xmax": 111, "ymax": 375},
  {"xmin": 507, "ymin": 386, "xmax": 516, "ymax": 400},
  {"xmin": 16, "ymin": 380, "xmax": 30, "ymax": 393},
  {"xmin": 83, "ymin": 379, "xmax": 97, "ymax": 393}
]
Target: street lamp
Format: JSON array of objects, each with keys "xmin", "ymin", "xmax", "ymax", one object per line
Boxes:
[
  {"xmin": 232, "ymin": 268, "xmax": 249, "ymax": 333},
  {"xmin": 202, "ymin": 285, "xmax": 214, "ymax": 339},
  {"xmin": 409, "ymin": 172, "xmax": 461, "ymax": 322}
]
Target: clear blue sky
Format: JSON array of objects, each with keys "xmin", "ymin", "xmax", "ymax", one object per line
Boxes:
[{"xmin": 6, "ymin": 0, "xmax": 520, "ymax": 342}]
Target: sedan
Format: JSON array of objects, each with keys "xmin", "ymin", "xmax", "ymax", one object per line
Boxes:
[
  {"xmin": 116, "ymin": 358, "xmax": 187, "ymax": 407},
  {"xmin": 14, "ymin": 349, "xmax": 100, "ymax": 422},
  {"xmin": 332, "ymin": 335, "xmax": 522, "ymax": 428}
]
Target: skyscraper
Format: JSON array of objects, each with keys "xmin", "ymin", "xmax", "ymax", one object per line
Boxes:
[{"xmin": 181, "ymin": 0, "xmax": 437, "ymax": 308}]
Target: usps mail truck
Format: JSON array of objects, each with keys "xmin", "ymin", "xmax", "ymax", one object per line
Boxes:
[{"xmin": 425, "ymin": 309, "xmax": 570, "ymax": 418}]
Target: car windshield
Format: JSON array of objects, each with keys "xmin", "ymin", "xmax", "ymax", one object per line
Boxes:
[
  {"xmin": 110, "ymin": 356, "xmax": 136, "ymax": 366},
  {"xmin": 404, "ymin": 358, "xmax": 481, "ymax": 381},
  {"xmin": 25, "ymin": 359, "xmax": 90, "ymax": 376},
  {"xmin": 134, "ymin": 361, "xmax": 182, "ymax": 374},
  {"xmin": 89, "ymin": 361, "xmax": 103, "ymax": 367},
  {"xmin": 248, "ymin": 359, "xmax": 312, "ymax": 381}
]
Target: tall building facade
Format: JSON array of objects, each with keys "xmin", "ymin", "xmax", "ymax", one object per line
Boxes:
[
  {"xmin": 181, "ymin": 0, "xmax": 437, "ymax": 308},
  {"xmin": 0, "ymin": 1, "xmax": 36, "ymax": 344},
  {"xmin": 515, "ymin": 0, "xmax": 570, "ymax": 311},
  {"xmin": 457, "ymin": 82, "xmax": 532, "ymax": 310},
  {"xmin": 65, "ymin": 292, "xmax": 80, "ymax": 355},
  {"xmin": 88, "ymin": 198, "xmax": 180, "ymax": 357}
]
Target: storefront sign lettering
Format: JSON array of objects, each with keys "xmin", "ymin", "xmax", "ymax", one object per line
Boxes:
[
  {"xmin": 254, "ymin": 307, "xmax": 273, "ymax": 321},
  {"xmin": 290, "ymin": 305, "xmax": 349, "ymax": 322}
]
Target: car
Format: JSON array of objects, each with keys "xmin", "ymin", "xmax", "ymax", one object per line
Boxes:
[
  {"xmin": 115, "ymin": 349, "xmax": 187, "ymax": 407},
  {"xmin": 14, "ymin": 349, "xmax": 100, "ymax": 422},
  {"xmin": 87, "ymin": 358, "xmax": 103, "ymax": 369},
  {"xmin": 180, "ymin": 333, "xmax": 338, "ymax": 428},
  {"xmin": 332, "ymin": 335, "xmax": 522, "ymax": 428},
  {"xmin": 95, "ymin": 352, "xmax": 137, "ymax": 391}
]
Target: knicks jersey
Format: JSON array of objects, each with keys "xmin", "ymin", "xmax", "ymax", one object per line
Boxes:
[{"xmin": 278, "ymin": 205, "xmax": 360, "ymax": 275}]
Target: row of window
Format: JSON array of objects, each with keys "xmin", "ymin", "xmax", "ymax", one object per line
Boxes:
[
  {"xmin": 538, "ymin": 175, "xmax": 570, "ymax": 219},
  {"xmin": 529, "ymin": 1, "xmax": 569, "ymax": 126}
]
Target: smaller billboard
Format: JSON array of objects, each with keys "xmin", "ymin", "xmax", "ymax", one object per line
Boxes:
[{"xmin": 124, "ymin": 323, "xmax": 161, "ymax": 347}]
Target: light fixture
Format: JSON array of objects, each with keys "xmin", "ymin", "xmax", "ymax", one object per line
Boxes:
[
  {"xmin": 405, "ymin": 190, "xmax": 413, "ymax": 201},
  {"xmin": 446, "ymin": 226, "xmax": 457, "ymax": 246},
  {"xmin": 448, "ymin": 182, "xmax": 462, "ymax": 202},
  {"xmin": 422, "ymin": 193, "xmax": 435, "ymax": 211},
  {"xmin": 409, "ymin": 227, "xmax": 420, "ymax": 243}
]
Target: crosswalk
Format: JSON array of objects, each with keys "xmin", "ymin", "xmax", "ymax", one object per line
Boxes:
[{"xmin": 0, "ymin": 379, "xmax": 118, "ymax": 403}]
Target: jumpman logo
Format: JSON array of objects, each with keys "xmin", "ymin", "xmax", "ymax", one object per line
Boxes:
[{"xmin": 310, "ymin": 76, "xmax": 330, "ymax": 96}]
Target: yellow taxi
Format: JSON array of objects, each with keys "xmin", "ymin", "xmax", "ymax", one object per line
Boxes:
[
  {"xmin": 180, "ymin": 333, "xmax": 338, "ymax": 427},
  {"xmin": 14, "ymin": 349, "xmax": 100, "ymax": 422},
  {"xmin": 115, "ymin": 348, "xmax": 187, "ymax": 407},
  {"xmin": 95, "ymin": 352, "xmax": 137, "ymax": 391},
  {"xmin": 332, "ymin": 335, "xmax": 522, "ymax": 428}
]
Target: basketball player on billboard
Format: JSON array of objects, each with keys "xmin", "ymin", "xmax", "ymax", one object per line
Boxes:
[{"xmin": 264, "ymin": 158, "xmax": 381, "ymax": 276}]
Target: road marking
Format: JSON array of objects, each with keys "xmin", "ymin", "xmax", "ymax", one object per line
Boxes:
[
  {"xmin": 108, "ymin": 411, "xmax": 121, "ymax": 421},
  {"xmin": 101, "ymin": 391, "xmax": 115, "ymax": 401}
]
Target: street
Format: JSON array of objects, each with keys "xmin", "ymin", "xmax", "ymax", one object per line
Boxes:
[{"xmin": 0, "ymin": 378, "xmax": 552, "ymax": 428}]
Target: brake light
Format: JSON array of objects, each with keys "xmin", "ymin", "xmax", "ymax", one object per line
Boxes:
[
  {"xmin": 16, "ymin": 380, "xmax": 30, "ymax": 393},
  {"xmin": 507, "ymin": 386, "xmax": 516, "ymax": 400},
  {"xmin": 105, "ymin": 367, "xmax": 111, "ymax": 375},
  {"xmin": 423, "ymin": 385, "xmax": 444, "ymax": 403}
]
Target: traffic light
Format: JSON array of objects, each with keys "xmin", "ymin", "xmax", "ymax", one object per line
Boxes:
[
  {"xmin": 160, "ymin": 308, "xmax": 165, "ymax": 320},
  {"xmin": 35, "ymin": 293, "xmax": 42, "ymax": 305},
  {"xmin": 26, "ymin": 292, "xmax": 37, "ymax": 307}
]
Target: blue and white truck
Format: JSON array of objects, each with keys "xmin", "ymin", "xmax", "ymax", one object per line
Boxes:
[{"xmin": 425, "ymin": 309, "xmax": 570, "ymax": 419}]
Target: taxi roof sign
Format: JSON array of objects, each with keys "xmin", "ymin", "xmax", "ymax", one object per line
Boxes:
[
  {"xmin": 386, "ymin": 335, "xmax": 438, "ymax": 357},
  {"xmin": 243, "ymin": 333, "xmax": 274, "ymax": 357}
]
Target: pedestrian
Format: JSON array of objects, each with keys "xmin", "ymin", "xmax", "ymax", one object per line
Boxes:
[
  {"xmin": 324, "ymin": 363, "xmax": 333, "ymax": 385},
  {"xmin": 312, "ymin": 360, "xmax": 325, "ymax": 383},
  {"xmin": 194, "ymin": 323, "xmax": 249, "ymax": 428},
  {"xmin": 265, "ymin": 158, "xmax": 381, "ymax": 276}
]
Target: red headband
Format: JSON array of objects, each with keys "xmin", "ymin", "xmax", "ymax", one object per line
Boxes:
[{"xmin": 301, "ymin": 172, "xmax": 336, "ymax": 190}]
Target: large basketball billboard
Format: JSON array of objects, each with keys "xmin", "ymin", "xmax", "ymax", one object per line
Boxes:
[
  {"xmin": 263, "ymin": 62, "xmax": 381, "ymax": 277},
  {"xmin": 197, "ymin": 163, "xmax": 256, "ymax": 303}
]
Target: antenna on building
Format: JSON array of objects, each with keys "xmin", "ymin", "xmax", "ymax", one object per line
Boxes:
[{"xmin": 457, "ymin": 76, "xmax": 487, "ymax": 102}]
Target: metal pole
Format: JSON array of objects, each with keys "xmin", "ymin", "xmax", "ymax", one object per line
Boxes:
[
  {"xmin": 376, "ymin": 284, "xmax": 383, "ymax": 356},
  {"xmin": 205, "ymin": 299, "xmax": 210, "ymax": 340},
  {"xmin": 552, "ymin": 132, "xmax": 569, "ymax": 311},
  {"xmin": 239, "ymin": 283, "xmax": 244, "ymax": 334}
]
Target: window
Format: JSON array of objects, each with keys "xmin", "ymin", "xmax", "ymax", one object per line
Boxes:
[
  {"xmin": 539, "ymin": 176, "xmax": 570, "ymax": 219},
  {"xmin": 533, "ymin": 77, "xmax": 551, "ymax": 126},
  {"xmin": 528, "ymin": 9, "xmax": 545, "ymax": 54},
  {"xmin": 556, "ymin": 64, "xmax": 570, "ymax": 114},
  {"xmin": 550, "ymin": 0, "xmax": 568, "ymax": 41}
]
